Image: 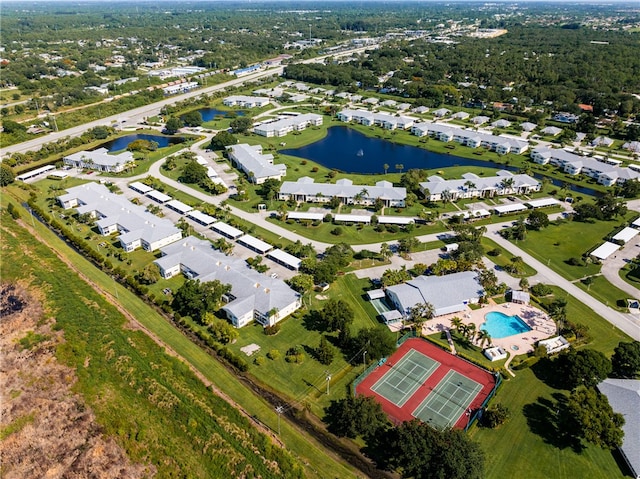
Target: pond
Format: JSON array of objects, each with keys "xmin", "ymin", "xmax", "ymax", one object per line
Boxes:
[
  {"xmin": 281, "ymin": 126, "xmax": 600, "ymax": 196},
  {"xmin": 99, "ymin": 134, "xmax": 185, "ymax": 152},
  {"xmin": 197, "ymin": 108, "xmax": 245, "ymax": 121}
]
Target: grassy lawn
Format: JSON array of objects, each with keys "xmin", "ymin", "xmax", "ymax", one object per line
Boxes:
[
  {"xmin": 512, "ymin": 216, "xmax": 634, "ymax": 281},
  {"xmin": 575, "ymin": 275, "xmax": 632, "ymax": 312},
  {"xmin": 619, "ymin": 262, "xmax": 640, "ymax": 290},
  {"xmin": 226, "ymin": 274, "xmax": 392, "ymax": 417},
  {"xmin": 470, "ymin": 368, "xmax": 625, "ymax": 479},
  {"xmin": 481, "ymin": 237, "xmax": 538, "ymax": 277},
  {"xmin": 1, "ymin": 193, "xmax": 359, "ymax": 479}
]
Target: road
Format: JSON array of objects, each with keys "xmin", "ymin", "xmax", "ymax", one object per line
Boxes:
[
  {"xmin": 485, "ymin": 223, "xmax": 640, "ymax": 340},
  {"xmin": 0, "ymin": 45, "xmax": 375, "ymax": 159}
]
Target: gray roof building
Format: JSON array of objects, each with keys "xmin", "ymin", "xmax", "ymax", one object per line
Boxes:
[
  {"xmin": 386, "ymin": 271, "xmax": 484, "ymax": 318},
  {"xmin": 279, "ymin": 177, "xmax": 406, "ymax": 207},
  {"xmin": 419, "ymin": 171, "xmax": 540, "ymax": 201},
  {"xmin": 227, "ymin": 144, "xmax": 286, "ymax": 184},
  {"xmin": 154, "ymin": 236, "xmax": 301, "ymax": 328},
  {"xmin": 58, "ymin": 182, "xmax": 181, "ymax": 252},
  {"xmin": 64, "ymin": 148, "xmax": 134, "ymax": 173},
  {"xmin": 598, "ymin": 379, "xmax": 640, "ymax": 479}
]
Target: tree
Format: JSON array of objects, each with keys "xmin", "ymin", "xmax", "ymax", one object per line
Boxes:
[
  {"xmin": 230, "ymin": 116, "xmax": 253, "ymax": 134},
  {"xmin": 383, "ymin": 163, "xmax": 389, "ymax": 174},
  {"xmin": 316, "ymin": 335, "xmax": 335, "ymax": 365},
  {"xmin": 1, "ymin": 119, "xmax": 27, "ymax": 134},
  {"xmin": 171, "ymin": 279, "xmax": 231, "ymax": 319},
  {"xmin": 527, "ymin": 210, "xmax": 550, "ymax": 230},
  {"xmin": 324, "ymin": 395, "xmax": 389, "ymax": 439},
  {"xmin": 476, "ymin": 329, "xmax": 492, "ymax": 348},
  {"xmin": 381, "ymin": 266, "xmax": 411, "ymax": 287},
  {"xmin": 260, "ymin": 178, "xmax": 281, "ymax": 201},
  {"xmin": 478, "ymin": 269, "xmax": 499, "ymax": 294},
  {"xmin": 566, "ymin": 387, "xmax": 625, "ymax": 450},
  {"xmin": 398, "ymin": 237, "xmax": 419, "ymax": 254},
  {"xmin": 0, "ymin": 164, "xmax": 15, "ymax": 186},
  {"xmin": 611, "ymin": 341, "xmax": 640, "ymax": 378},
  {"xmin": 165, "ymin": 116, "xmax": 182, "ymax": 134},
  {"xmin": 286, "ymin": 274, "xmax": 314, "ymax": 295},
  {"xmin": 181, "ymin": 110, "xmax": 203, "ymax": 127},
  {"xmin": 319, "ymin": 299, "xmax": 354, "ymax": 332},
  {"xmin": 213, "ymin": 237, "xmax": 234, "ymax": 255},
  {"xmin": 209, "ymin": 130, "xmax": 237, "ymax": 150},
  {"xmin": 181, "ymin": 160, "xmax": 208, "ymax": 184},
  {"xmin": 409, "ymin": 302, "xmax": 434, "ymax": 332},
  {"xmin": 352, "ymin": 328, "xmax": 396, "ymax": 362},
  {"xmin": 482, "ymin": 403, "xmax": 509, "ymax": 428},
  {"xmin": 380, "ymin": 420, "xmax": 485, "ymax": 479},
  {"xmin": 379, "ymin": 242, "xmax": 392, "ymax": 261},
  {"xmin": 559, "ymin": 349, "xmax": 612, "ymax": 389},
  {"xmin": 135, "ymin": 263, "xmax": 161, "ymax": 285},
  {"xmin": 204, "ymin": 314, "xmax": 239, "ymax": 344}
]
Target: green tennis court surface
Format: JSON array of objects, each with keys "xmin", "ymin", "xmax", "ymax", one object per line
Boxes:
[
  {"xmin": 371, "ymin": 349, "xmax": 440, "ymax": 407},
  {"xmin": 412, "ymin": 370, "xmax": 482, "ymax": 429}
]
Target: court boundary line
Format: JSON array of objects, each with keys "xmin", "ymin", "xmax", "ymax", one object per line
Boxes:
[
  {"xmin": 411, "ymin": 369, "xmax": 483, "ymax": 428},
  {"xmin": 371, "ymin": 349, "xmax": 440, "ymax": 407}
]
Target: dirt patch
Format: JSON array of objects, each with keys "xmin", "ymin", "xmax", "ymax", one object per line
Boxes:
[{"xmin": 0, "ymin": 283, "xmax": 154, "ymax": 479}]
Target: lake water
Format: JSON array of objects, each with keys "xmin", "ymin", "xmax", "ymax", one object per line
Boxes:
[
  {"xmin": 100, "ymin": 134, "xmax": 185, "ymax": 152},
  {"xmin": 198, "ymin": 108, "xmax": 245, "ymax": 121},
  {"xmin": 281, "ymin": 126, "xmax": 599, "ymax": 196}
]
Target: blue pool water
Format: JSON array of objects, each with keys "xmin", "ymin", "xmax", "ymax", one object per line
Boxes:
[{"xmin": 481, "ymin": 311, "xmax": 531, "ymax": 339}]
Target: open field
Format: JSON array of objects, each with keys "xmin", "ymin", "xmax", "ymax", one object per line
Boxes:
[{"xmin": 0, "ymin": 196, "xmax": 361, "ymax": 479}]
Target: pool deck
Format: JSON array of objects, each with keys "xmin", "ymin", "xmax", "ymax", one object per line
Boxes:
[{"xmin": 420, "ymin": 302, "xmax": 557, "ymax": 357}]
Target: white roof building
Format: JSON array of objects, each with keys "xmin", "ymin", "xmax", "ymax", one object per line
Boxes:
[
  {"xmin": 420, "ymin": 171, "xmax": 540, "ymax": 201},
  {"xmin": 612, "ymin": 227, "xmax": 639, "ymax": 244},
  {"xmin": 287, "ymin": 211, "xmax": 325, "ymax": 221},
  {"xmin": 411, "ymin": 122, "xmax": 529, "ymax": 154},
  {"xmin": 237, "ymin": 234, "xmax": 273, "ymax": 254},
  {"xmin": 227, "ymin": 144, "xmax": 286, "ymax": 184},
  {"xmin": 222, "ymin": 95, "xmax": 271, "ymax": 108},
  {"xmin": 64, "ymin": 148, "xmax": 134, "ymax": 173},
  {"xmin": 520, "ymin": 122, "xmax": 537, "ymax": 132},
  {"xmin": 590, "ymin": 241, "xmax": 620, "ymax": 260},
  {"xmin": 154, "ymin": 236, "xmax": 301, "ymax": 328},
  {"xmin": 267, "ymin": 249, "xmax": 302, "ymax": 270},
  {"xmin": 597, "ymin": 379, "xmax": 640, "ymax": 479},
  {"xmin": 279, "ymin": 177, "xmax": 406, "ymax": 208},
  {"xmin": 146, "ymin": 190, "xmax": 172, "ymax": 204},
  {"xmin": 526, "ymin": 198, "xmax": 560, "ymax": 209},
  {"xmin": 531, "ymin": 146, "xmax": 640, "ymax": 186},
  {"xmin": 541, "ymin": 126, "xmax": 563, "ymax": 136},
  {"xmin": 211, "ymin": 221, "xmax": 244, "ymax": 240},
  {"xmin": 337, "ymin": 108, "xmax": 416, "ymax": 130},
  {"xmin": 386, "ymin": 271, "xmax": 484, "ymax": 318},
  {"xmin": 57, "ymin": 183, "xmax": 181, "ymax": 253},
  {"xmin": 187, "ymin": 210, "xmax": 217, "ymax": 226},
  {"xmin": 166, "ymin": 199, "xmax": 193, "ymax": 215},
  {"xmin": 129, "ymin": 181, "xmax": 153, "ymax": 194},
  {"xmin": 254, "ymin": 113, "xmax": 322, "ymax": 138},
  {"xmin": 494, "ymin": 203, "xmax": 528, "ymax": 215}
]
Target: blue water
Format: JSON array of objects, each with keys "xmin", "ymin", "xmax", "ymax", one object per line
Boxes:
[
  {"xmin": 100, "ymin": 134, "xmax": 184, "ymax": 152},
  {"xmin": 198, "ymin": 108, "xmax": 245, "ymax": 121},
  {"xmin": 481, "ymin": 311, "xmax": 532, "ymax": 339},
  {"xmin": 281, "ymin": 126, "xmax": 600, "ymax": 196}
]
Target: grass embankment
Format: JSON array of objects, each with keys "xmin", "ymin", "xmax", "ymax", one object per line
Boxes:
[{"xmin": 0, "ymin": 196, "xmax": 359, "ymax": 479}]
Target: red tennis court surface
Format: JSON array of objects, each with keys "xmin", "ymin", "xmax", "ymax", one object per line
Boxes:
[{"xmin": 355, "ymin": 338, "xmax": 497, "ymax": 429}]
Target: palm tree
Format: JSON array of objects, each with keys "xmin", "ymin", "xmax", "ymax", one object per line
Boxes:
[
  {"xmin": 380, "ymin": 242, "xmax": 392, "ymax": 261},
  {"xmin": 464, "ymin": 180, "xmax": 477, "ymax": 194},
  {"xmin": 383, "ymin": 163, "xmax": 389, "ymax": 175},
  {"xmin": 476, "ymin": 329, "xmax": 492, "ymax": 348},
  {"xmin": 465, "ymin": 322, "xmax": 477, "ymax": 342},
  {"xmin": 395, "ymin": 163, "xmax": 404, "ymax": 174},
  {"xmin": 450, "ymin": 316, "xmax": 463, "ymax": 332},
  {"xmin": 499, "ymin": 177, "xmax": 515, "ymax": 193}
]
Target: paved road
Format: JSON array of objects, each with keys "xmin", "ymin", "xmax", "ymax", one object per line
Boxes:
[
  {"xmin": 485, "ymin": 223, "xmax": 640, "ymax": 340},
  {"xmin": 600, "ymin": 240, "xmax": 640, "ymax": 300}
]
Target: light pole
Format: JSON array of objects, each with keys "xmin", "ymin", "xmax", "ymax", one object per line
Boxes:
[
  {"xmin": 325, "ymin": 372, "xmax": 332, "ymax": 395},
  {"xmin": 363, "ymin": 350, "xmax": 367, "ymax": 370},
  {"xmin": 275, "ymin": 405, "xmax": 284, "ymax": 436}
]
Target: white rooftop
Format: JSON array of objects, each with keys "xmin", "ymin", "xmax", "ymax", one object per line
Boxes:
[
  {"xmin": 146, "ymin": 190, "xmax": 172, "ymax": 203},
  {"xmin": 166, "ymin": 199, "xmax": 193, "ymax": 214},
  {"xmin": 186, "ymin": 210, "xmax": 217, "ymax": 226},
  {"xmin": 526, "ymin": 198, "xmax": 560, "ymax": 208},
  {"xmin": 591, "ymin": 241, "xmax": 620, "ymax": 260},
  {"xmin": 237, "ymin": 234, "xmax": 273, "ymax": 254},
  {"xmin": 334, "ymin": 214, "xmax": 371, "ymax": 223},
  {"xmin": 212, "ymin": 221, "xmax": 244, "ymax": 239},
  {"xmin": 129, "ymin": 182, "xmax": 153, "ymax": 194},
  {"xmin": 494, "ymin": 203, "xmax": 528, "ymax": 214},
  {"xmin": 267, "ymin": 249, "xmax": 302, "ymax": 269},
  {"xmin": 612, "ymin": 227, "xmax": 639, "ymax": 244},
  {"xmin": 287, "ymin": 211, "xmax": 325, "ymax": 221}
]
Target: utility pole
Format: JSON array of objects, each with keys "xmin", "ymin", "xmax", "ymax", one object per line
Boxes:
[
  {"xmin": 325, "ymin": 372, "xmax": 332, "ymax": 395},
  {"xmin": 275, "ymin": 405, "xmax": 284, "ymax": 436},
  {"xmin": 363, "ymin": 350, "xmax": 367, "ymax": 370}
]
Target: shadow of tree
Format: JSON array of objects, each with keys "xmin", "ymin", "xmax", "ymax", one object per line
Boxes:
[
  {"xmin": 522, "ymin": 394, "xmax": 584, "ymax": 453},
  {"xmin": 530, "ymin": 357, "xmax": 569, "ymax": 390},
  {"xmin": 301, "ymin": 309, "xmax": 324, "ymax": 331}
]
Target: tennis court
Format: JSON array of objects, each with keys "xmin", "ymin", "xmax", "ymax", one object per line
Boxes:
[
  {"xmin": 371, "ymin": 349, "xmax": 440, "ymax": 407},
  {"xmin": 412, "ymin": 370, "xmax": 483, "ymax": 429}
]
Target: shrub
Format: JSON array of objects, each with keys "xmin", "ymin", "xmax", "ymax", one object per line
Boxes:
[
  {"xmin": 331, "ymin": 227, "xmax": 343, "ymax": 236},
  {"xmin": 254, "ymin": 356, "xmax": 266, "ymax": 366},
  {"xmin": 482, "ymin": 403, "xmax": 510, "ymax": 428},
  {"xmin": 567, "ymin": 256, "xmax": 585, "ymax": 267},
  {"xmin": 264, "ymin": 324, "xmax": 280, "ymax": 336},
  {"xmin": 267, "ymin": 349, "xmax": 281, "ymax": 360},
  {"xmin": 487, "ymin": 248, "xmax": 501, "ymax": 257},
  {"xmin": 530, "ymin": 283, "xmax": 553, "ymax": 297}
]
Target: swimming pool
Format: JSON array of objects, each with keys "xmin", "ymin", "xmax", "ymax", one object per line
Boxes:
[{"xmin": 481, "ymin": 311, "xmax": 532, "ymax": 339}]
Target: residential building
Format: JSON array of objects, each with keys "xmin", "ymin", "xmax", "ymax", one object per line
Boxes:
[
  {"xmin": 227, "ymin": 144, "xmax": 286, "ymax": 184},
  {"xmin": 279, "ymin": 177, "xmax": 407, "ymax": 207},
  {"xmin": 57, "ymin": 183, "xmax": 181, "ymax": 252},
  {"xmin": 154, "ymin": 236, "xmax": 301, "ymax": 328},
  {"xmin": 162, "ymin": 81, "xmax": 199, "ymax": 95},
  {"xmin": 337, "ymin": 108, "xmax": 416, "ymax": 130},
  {"xmin": 385, "ymin": 271, "xmax": 484, "ymax": 319},
  {"xmin": 223, "ymin": 95, "xmax": 271, "ymax": 108},
  {"xmin": 520, "ymin": 122, "xmax": 537, "ymax": 132},
  {"xmin": 451, "ymin": 111, "xmax": 470, "ymax": 120},
  {"xmin": 591, "ymin": 136, "xmax": 614, "ymax": 148},
  {"xmin": 253, "ymin": 113, "xmax": 323, "ymax": 137},
  {"xmin": 411, "ymin": 123, "xmax": 529, "ymax": 155},
  {"xmin": 541, "ymin": 126, "xmax": 563, "ymax": 136},
  {"xmin": 63, "ymin": 148, "xmax": 134, "ymax": 173},
  {"xmin": 531, "ymin": 147, "xmax": 639, "ymax": 186},
  {"xmin": 419, "ymin": 170, "xmax": 540, "ymax": 201}
]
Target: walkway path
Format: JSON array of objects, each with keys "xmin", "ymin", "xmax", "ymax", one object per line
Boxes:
[
  {"xmin": 485, "ymin": 223, "xmax": 640, "ymax": 340},
  {"xmin": 444, "ymin": 329, "xmax": 457, "ymax": 355}
]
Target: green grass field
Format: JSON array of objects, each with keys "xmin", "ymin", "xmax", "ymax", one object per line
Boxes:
[
  {"xmin": 481, "ymin": 237, "xmax": 538, "ymax": 277},
  {"xmin": 0, "ymin": 196, "xmax": 360, "ymax": 479}
]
